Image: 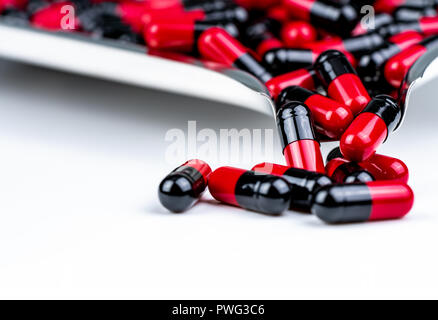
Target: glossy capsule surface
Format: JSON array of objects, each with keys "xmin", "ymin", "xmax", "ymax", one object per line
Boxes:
[
  {"xmin": 277, "ymin": 101, "xmax": 325, "ymax": 173},
  {"xmin": 252, "ymin": 163, "xmax": 332, "ymax": 211},
  {"xmin": 312, "ymin": 181, "xmax": 414, "ymax": 224},
  {"xmin": 277, "ymin": 86, "xmax": 353, "ymax": 139},
  {"xmin": 158, "ymin": 159, "xmax": 212, "ymax": 213},
  {"xmin": 266, "ymin": 68, "xmax": 317, "ymax": 98},
  {"xmin": 326, "ymin": 158, "xmax": 375, "ymax": 183},
  {"xmin": 340, "ymin": 95, "xmax": 401, "ymax": 162},
  {"xmin": 282, "ymin": 0, "xmax": 360, "ymax": 37},
  {"xmin": 384, "ymin": 35, "xmax": 438, "ymax": 88},
  {"xmin": 208, "ymin": 167, "xmax": 291, "ymax": 215},
  {"xmin": 198, "ymin": 27, "xmax": 273, "ymax": 82},
  {"xmin": 144, "ymin": 19, "xmax": 238, "ymax": 52},
  {"xmin": 315, "ymin": 50, "xmax": 371, "ymax": 116},
  {"xmin": 281, "ymin": 21, "xmax": 317, "ymax": 48},
  {"xmin": 326, "ymin": 147, "xmax": 410, "ymax": 183}
]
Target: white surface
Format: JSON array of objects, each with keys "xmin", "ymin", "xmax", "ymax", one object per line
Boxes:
[{"xmin": 0, "ymin": 59, "xmax": 437, "ymax": 300}]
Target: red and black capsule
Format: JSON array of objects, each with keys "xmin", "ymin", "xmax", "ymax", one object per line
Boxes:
[
  {"xmin": 243, "ymin": 18, "xmax": 283, "ymax": 57},
  {"xmin": 277, "ymin": 86, "xmax": 353, "ymax": 139},
  {"xmin": 234, "ymin": 0, "xmax": 281, "ymax": 10},
  {"xmin": 198, "ymin": 27, "xmax": 273, "ymax": 82},
  {"xmin": 352, "ymin": 13, "xmax": 393, "ymax": 36},
  {"xmin": 374, "ymin": 0, "xmax": 434, "ymax": 14},
  {"xmin": 312, "ymin": 181, "xmax": 414, "ymax": 224},
  {"xmin": 305, "ymin": 33, "xmax": 386, "ymax": 58},
  {"xmin": 326, "ymin": 147, "xmax": 410, "ymax": 184},
  {"xmin": 266, "ymin": 67, "xmax": 318, "ymax": 99},
  {"xmin": 158, "ymin": 159, "xmax": 212, "ymax": 213},
  {"xmin": 393, "ymin": 6, "xmax": 437, "ymax": 23},
  {"xmin": 315, "ymin": 50, "xmax": 371, "ymax": 116},
  {"xmin": 30, "ymin": 1, "xmax": 84, "ymax": 31},
  {"xmin": 208, "ymin": 167, "xmax": 292, "ymax": 215},
  {"xmin": 145, "ymin": 0, "xmax": 235, "ymax": 12},
  {"xmin": 378, "ymin": 16, "xmax": 438, "ymax": 38},
  {"xmin": 252, "ymin": 162, "xmax": 332, "ymax": 211},
  {"xmin": 282, "ymin": 0, "xmax": 360, "ymax": 37},
  {"xmin": 325, "ymin": 157, "xmax": 375, "ymax": 183},
  {"xmin": 358, "ymin": 31, "xmax": 423, "ymax": 82},
  {"xmin": 281, "ymin": 21, "xmax": 317, "ymax": 48},
  {"xmin": 276, "ymin": 101, "xmax": 325, "ymax": 174},
  {"xmin": 340, "ymin": 95, "xmax": 402, "ymax": 162},
  {"xmin": 144, "ymin": 18, "xmax": 238, "ymax": 52},
  {"xmin": 0, "ymin": 0, "xmax": 27, "ymax": 14},
  {"xmin": 384, "ymin": 35, "xmax": 438, "ymax": 88}
]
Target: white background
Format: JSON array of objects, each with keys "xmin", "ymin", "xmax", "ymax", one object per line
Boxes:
[{"xmin": 0, "ymin": 58, "xmax": 437, "ymax": 299}]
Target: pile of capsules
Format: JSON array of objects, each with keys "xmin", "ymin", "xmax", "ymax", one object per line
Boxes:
[{"xmin": 2, "ymin": 0, "xmax": 435, "ymax": 223}]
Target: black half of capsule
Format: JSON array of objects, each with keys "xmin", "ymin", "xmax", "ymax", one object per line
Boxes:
[
  {"xmin": 277, "ymin": 85, "xmax": 314, "ymax": 106},
  {"xmin": 27, "ymin": 0, "xmax": 51, "ymax": 15},
  {"xmin": 343, "ymin": 33, "xmax": 385, "ymax": 56},
  {"xmin": 1, "ymin": 8, "xmax": 30, "ymax": 25},
  {"xmin": 357, "ymin": 41, "xmax": 402, "ymax": 81},
  {"xmin": 244, "ymin": 18, "xmax": 282, "ymax": 48},
  {"xmin": 203, "ymin": 5, "xmax": 249, "ymax": 25},
  {"xmin": 182, "ymin": 0, "xmax": 235, "ymax": 12},
  {"xmin": 326, "ymin": 146, "xmax": 343, "ymax": 163},
  {"xmin": 158, "ymin": 165, "xmax": 207, "ymax": 213},
  {"xmin": 262, "ymin": 48, "xmax": 315, "ymax": 76},
  {"xmin": 421, "ymin": 34, "xmax": 438, "ymax": 49},
  {"xmin": 235, "ymin": 171, "xmax": 292, "ymax": 215},
  {"xmin": 331, "ymin": 162, "xmax": 375, "ymax": 184},
  {"xmin": 234, "ymin": 53, "xmax": 273, "ymax": 83},
  {"xmin": 315, "ymin": 50, "xmax": 357, "ymax": 86},
  {"xmin": 281, "ymin": 168, "xmax": 333, "ymax": 211},
  {"xmin": 362, "ymin": 94, "xmax": 402, "ymax": 133},
  {"xmin": 276, "ymin": 102, "xmax": 317, "ymax": 150},
  {"xmin": 309, "ymin": 0, "xmax": 360, "ymax": 37},
  {"xmin": 312, "ymin": 184, "xmax": 373, "ymax": 224},
  {"xmin": 378, "ymin": 21, "xmax": 423, "ymax": 38},
  {"xmin": 393, "ymin": 6, "xmax": 437, "ymax": 22}
]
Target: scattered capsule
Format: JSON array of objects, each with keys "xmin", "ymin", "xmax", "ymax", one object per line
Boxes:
[
  {"xmin": 198, "ymin": 27, "xmax": 273, "ymax": 82},
  {"xmin": 340, "ymin": 95, "xmax": 401, "ymax": 162},
  {"xmin": 145, "ymin": 0, "xmax": 235, "ymax": 12},
  {"xmin": 315, "ymin": 50, "xmax": 371, "ymax": 116},
  {"xmin": 158, "ymin": 159, "xmax": 212, "ymax": 213},
  {"xmin": 282, "ymin": 0, "xmax": 360, "ymax": 37},
  {"xmin": 378, "ymin": 16, "xmax": 438, "ymax": 38},
  {"xmin": 305, "ymin": 33, "xmax": 386, "ymax": 58},
  {"xmin": 393, "ymin": 6, "xmax": 437, "ymax": 22},
  {"xmin": 281, "ymin": 21, "xmax": 317, "ymax": 48},
  {"xmin": 277, "ymin": 86, "xmax": 353, "ymax": 139},
  {"xmin": 374, "ymin": 0, "xmax": 435, "ymax": 14},
  {"xmin": 0, "ymin": 0, "xmax": 27, "ymax": 13},
  {"xmin": 252, "ymin": 163, "xmax": 332, "ymax": 211},
  {"xmin": 208, "ymin": 167, "xmax": 292, "ymax": 215},
  {"xmin": 326, "ymin": 158, "xmax": 375, "ymax": 183},
  {"xmin": 31, "ymin": 1, "xmax": 82, "ymax": 30},
  {"xmin": 266, "ymin": 67, "xmax": 317, "ymax": 98},
  {"xmin": 144, "ymin": 18, "xmax": 238, "ymax": 52},
  {"xmin": 384, "ymin": 35, "xmax": 438, "ymax": 88},
  {"xmin": 327, "ymin": 147, "xmax": 410, "ymax": 183},
  {"xmin": 358, "ymin": 31, "xmax": 423, "ymax": 82},
  {"xmin": 276, "ymin": 101, "xmax": 325, "ymax": 173}
]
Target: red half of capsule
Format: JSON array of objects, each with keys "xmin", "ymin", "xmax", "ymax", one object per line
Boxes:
[
  {"xmin": 360, "ymin": 154, "xmax": 409, "ymax": 184},
  {"xmin": 388, "ymin": 31, "xmax": 423, "ymax": 51},
  {"xmin": 284, "ymin": 140, "xmax": 325, "ymax": 174},
  {"xmin": 419, "ymin": 17, "xmax": 438, "ymax": 36},
  {"xmin": 341, "ymin": 112, "xmax": 388, "ymax": 162},
  {"xmin": 198, "ymin": 27, "xmax": 248, "ymax": 66},
  {"xmin": 368, "ymin": 181, "xmax": 414, "ymax": 221},
  {"xmin": 325, "ymin": 158, "xmax": 349, "ymax": 177},
  {"xmin": 267, "ymin": 5, "xmax": 290, "ymax": 24},
  {"xmin": 142, "ymin": 8, "xmax": 205, "ymax": 27},
  {"xmin": 31, "ymin": 1, "xmax": 79, "ymax": 31},
  {"xmin": 281, "ymin": 21, "xmax": 317, "ymax": 48},
  {"xmin": 116, "ymin": 2, "xmax": 149, "ymax": 33},
  {"xmin": 207, "ymin": 166, "xmax": 242, "ymax": 206},
  {"xmin": 266, "ymin": 68, "xmax": 316, "ymax": 100},
  {"xmin": 282, "ymin": 0, "xmax": 314, "ymax": 21},
  {"xmin": 0, "ymin": 0, "xmax": 27, "ymax": 12},
  {"xmin": 144, "ymin": 19, "xmax": 199, "ymax": 51},
  {"xmin": 374, "ymin": 0, "xmax": 406, "ymax": 14},
  {"xmin": 235, "ymin": 0, "xmax": 281, "ymax": 10},
  {"xmin": 256, "ymin": 38, "xmax": 283, "ymax": 57},
  {"xmin": 327, "ymin": 73, "xmax": 371, "ymax": 116},
  {"xmin": 384, "ymin": 44, "xmax": 428, "ymax": 88},
  {"xmin": 303, "ymin": 94, "xmax": 353, "ymax": 139}
]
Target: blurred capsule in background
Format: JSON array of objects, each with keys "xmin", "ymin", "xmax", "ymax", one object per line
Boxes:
[
  {"xmin": 281, "ymin": 21, "xmax": 317, "ymax": 48},
  {"xmin": 208, "ymin": 167, "xmax": 292, "ymax": 215},
  {"xmin": 158, "ymin": 160, "xmax": 212, "ymax": 213}
]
